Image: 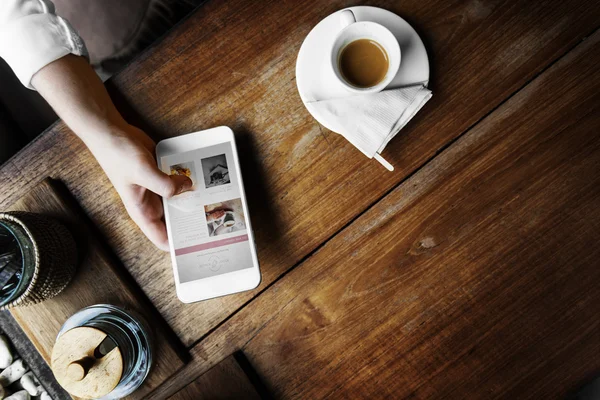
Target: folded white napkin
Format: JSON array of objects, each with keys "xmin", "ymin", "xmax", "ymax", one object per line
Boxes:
[{"xmin": 306, "ymin": 85, "xmax": 432, "ymax": 167}]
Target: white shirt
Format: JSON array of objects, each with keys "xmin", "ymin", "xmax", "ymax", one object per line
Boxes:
[{"xmin": 0, "ymin": 0, "xmax": 87, "ymax": 89}]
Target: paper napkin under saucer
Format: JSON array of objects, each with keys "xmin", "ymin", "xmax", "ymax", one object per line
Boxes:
[{"xmin": 306, "ymin": 85, "xmax": 432, "ymax": 159}]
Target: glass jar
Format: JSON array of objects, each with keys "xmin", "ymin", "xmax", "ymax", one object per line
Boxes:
[
  {"xmin": 0, "ymin": 219, "xmax": 36, "ymax": 308},
  {"xmin": 57, "ymin": 304, "xmax": 154, "ymax": 399},
  {"xmin": 0, "ymin": 212, "xmax": 77, "ymax": 308}
]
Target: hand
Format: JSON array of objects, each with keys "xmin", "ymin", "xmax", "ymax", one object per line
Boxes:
[
  {"xmin": 89, "ymin": 124, "xmax": 192, "ymax": 251},
  {"xmin": 30, "ymin": 55, "xmax": 192, "ymax": 250}
]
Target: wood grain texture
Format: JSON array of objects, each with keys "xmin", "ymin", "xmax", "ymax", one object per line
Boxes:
[
  {"xmin": 6, "ymin": 179, "xmax": 187, "ymax": 399},
  {"xmin": 1, "ymin": 0, "xmax": 599, "ymax": 347},
  {"xmin": 168, "ymin": 355, "xmax": 261, "ymax": 400},
  {"xmin": 148, "ymin": 27, "xmax": 600, "ymax": 399}
]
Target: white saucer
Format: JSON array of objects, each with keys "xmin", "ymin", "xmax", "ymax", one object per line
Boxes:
[{"xmin": 296, "ymin": 6, "xmax": 430, "ymax": 134}]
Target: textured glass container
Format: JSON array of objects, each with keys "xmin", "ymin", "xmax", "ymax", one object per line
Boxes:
[
  {"xmin": 0, "ymin": 220, "xmax": 36, "ymax": 307},
  {"xmin": 0, "ymin": 212, "xmax": 77, "ymax": 308}
]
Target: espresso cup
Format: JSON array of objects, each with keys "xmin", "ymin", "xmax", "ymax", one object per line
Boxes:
[{"xmin": 330, "ymin": 10, "xmax": 401, "ymax": 94}]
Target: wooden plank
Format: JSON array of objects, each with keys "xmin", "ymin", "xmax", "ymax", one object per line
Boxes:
[
  {"xmin": 6, "ymin": 179, "xmax": 188, "ymax": 399},
  {"xmin": 1, "ymin": 0, "xmax": 598, "ymax": 347},
  {"xmin": 148, "ymin": 26, "xmax": 600, "ymax": 399},
  {"xmin": 168, "ymin": 355, "xmax": 261, "ymax": 400}
]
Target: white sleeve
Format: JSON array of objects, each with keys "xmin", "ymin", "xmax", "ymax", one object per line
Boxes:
[{"xmin": 0, "ymin": 0, "xmax": 88, "ymax": 89}]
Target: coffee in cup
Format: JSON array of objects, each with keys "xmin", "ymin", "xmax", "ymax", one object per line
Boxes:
[
  {"xmin": 330, "ymin": 10, "xmax": 401, "ymax": 94},
  {"xmin": 339, "ymin": 39, "xmax": 389, "ymax": 88}
]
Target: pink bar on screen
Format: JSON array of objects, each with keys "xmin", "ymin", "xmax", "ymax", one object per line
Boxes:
[{"xmin": 174, "ymin": 234, "xmax": 249, "ymax": 256}]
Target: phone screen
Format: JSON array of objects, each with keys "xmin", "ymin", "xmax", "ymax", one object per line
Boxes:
[{"xmin": 160, "ymin": 142, "xmax": 254, "ymax": 283}]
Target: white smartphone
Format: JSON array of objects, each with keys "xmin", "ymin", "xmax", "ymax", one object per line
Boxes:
[{"xmin": 156, "ymin": 126, "xmax": 261, "ymax": 303}]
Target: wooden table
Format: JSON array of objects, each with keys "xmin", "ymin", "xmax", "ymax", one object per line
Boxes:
[{"xmin": 1, "ymin": 0, "xmax": 599, "ymax": 398}]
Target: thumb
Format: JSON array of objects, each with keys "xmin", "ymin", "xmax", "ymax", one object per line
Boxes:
[
  {"xmin": 167, "ymin": 174, "xmax": 194, "ymax": 197},
  {"xmin": 137, "ymin": 165, "xmax": 193, "ymax": 198}
]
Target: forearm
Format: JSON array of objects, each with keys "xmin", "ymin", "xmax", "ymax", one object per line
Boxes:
[{"xmin": 30, "ymin": 55, "xmax": 127, "ymax": 151}]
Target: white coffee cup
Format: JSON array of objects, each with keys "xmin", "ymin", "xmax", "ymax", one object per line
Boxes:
[{"xmin": 330, "ymin": 10, "xmax": 401, "ymax": 94}]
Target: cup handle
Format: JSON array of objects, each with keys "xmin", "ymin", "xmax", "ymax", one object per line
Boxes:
[{"xmin": 339, "ymin": 9, "xmax": 356, "ymax": 28}]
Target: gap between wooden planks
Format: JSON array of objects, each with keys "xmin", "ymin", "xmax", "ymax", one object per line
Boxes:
[
  {"xmin": 147, "ymin": 26, "xmax": 600, "ymax": 400},
  {"xmin": 0, "ymin": 0, "xmax": 599, "ymax": 348}
]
